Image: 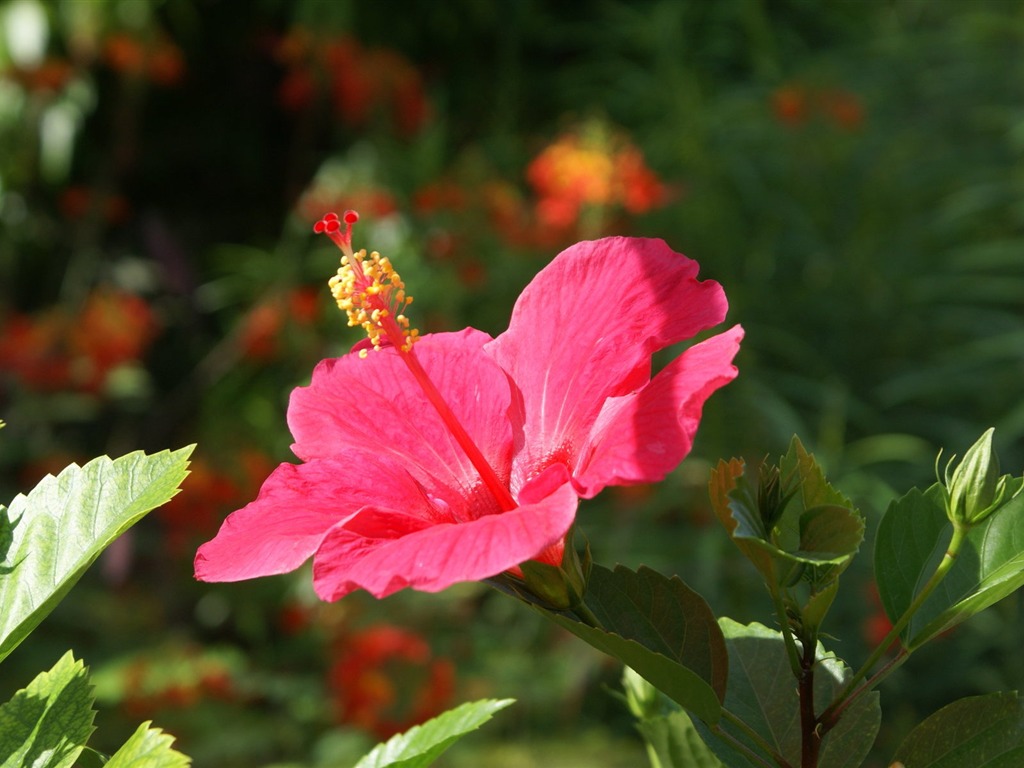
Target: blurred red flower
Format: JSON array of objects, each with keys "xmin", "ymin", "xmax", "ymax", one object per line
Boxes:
[
  {"xmin": 863, "ymin": 583, "xmax": 895, "ymax": 649},
  {"xmin": 238, "ymin": 287, "xmax": 322, "ymax": 362},
  {"xmin": 329, "ymin": 624, "xmax": 455, "ymax": 739},
  {"xmin": 276, "ymin": 30, "xmax": 431, "ymax": 136},
  {"xmin": 159, "ymin": 450, "xmax": 275, "ymax": 558},
  {"xmin": 770, "ymin": 82, "xmax": 866, "ymax": 132},
  {"xmin": 771, "ymin": 84, "xmax": 811, "ymax": 127},
  {"xmin": 102, "ymin": 32, "xmax": 185, "ymax": 86},
  {"xmin": 0, "ymin": 286, "xmax": 157, "ymax": 394}
]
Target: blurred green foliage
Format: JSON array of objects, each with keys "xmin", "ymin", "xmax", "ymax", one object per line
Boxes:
[{"xmin": 0, "ymin": 0, "xmax": 1022, "ymax": 765}]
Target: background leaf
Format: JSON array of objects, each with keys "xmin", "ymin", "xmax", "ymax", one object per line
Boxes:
[
  {"xmin": 0, "ymin": 651, "xmax": 94, "ymax": 768},
  {"xmin": 891, "ymin": 692, "xmax": 1024, "ymax": 767},
  {"xmin": 875, "ymin": 483, "xmax": 1024, "ymax": 649},
  {"xmin": 0, "ymin": 447, "xmax": 194, "ymax": 663},
  {"xmin": 697, "ymin": 619, "xmax": 880, "ymax": 768},
  {"xmin": 353, "ymin": 698, "xmax": 514, "ymax": 768},
  {"xmin": 636, "ymin": 710, "xmax": 726, "ymax": 768},
  {"xmin": 104, "ymin": 721, "xmax": 190, "ymax": 768},
  {"xmin": 540, "ymin": 564, "xmax": 727, "ymax": 724}
]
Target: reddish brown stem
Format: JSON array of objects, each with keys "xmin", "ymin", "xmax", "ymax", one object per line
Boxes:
[{"xmin": 799, "ymin": 639, "xmax": 821, "ymax": 768}]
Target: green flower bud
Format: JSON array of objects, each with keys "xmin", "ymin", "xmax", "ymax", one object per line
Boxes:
[
  {"xmin": 501, "ymin": 527, "xmax": 592, "ymax": 613},
  {"xmin": 943, "ymin": 428, "xmax": 1021, "ymax": 525}
]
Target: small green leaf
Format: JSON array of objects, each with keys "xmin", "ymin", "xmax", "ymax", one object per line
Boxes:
[
  {"xmin": 353, "ymin": 698, "xmax": 514, "ymax": 768},
  {"xmin": 697, "ymin": 619, "xmax": 880, "ymax": 768},
  {"xmin": 0, "ymin": 447, "xmax": 194, "ymax": 663},
  {"xmin": 636, "ymin": 710, "xmax": 725, "ymax": 768},
  {"xmin": 0, "ymin": 651, "xmax": 95, "ymax": 768},
  {"xmin": 104, "ymin": 721, "xmax": 190, "ymax": 768},
  {"xmin": 891, "ymin": 692, "xmax": 1024, "ymax": 767},
  {"xmin": 711, "ymin": 440, "xmax": 863, "ymax": 580},
  {"xmin": 875, "ymin": 483, "xmax": 1024, "ymax": 649},
  {"xmin": 710, "ymin": 439, "xmax": 863, "ymax": 630},
  {"xmin": 540, "ymin": 564, "xmax": 727, "ymax": 724}
]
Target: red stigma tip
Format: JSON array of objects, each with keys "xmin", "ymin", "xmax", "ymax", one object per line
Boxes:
[{"xmin": 315, "ymin": 211, "xmax": 358, "ymax": 251}]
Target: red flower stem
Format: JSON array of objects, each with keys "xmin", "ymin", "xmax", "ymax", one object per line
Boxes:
[{"xmin": 384, "ymin": 316, "xmax": 518, "ymax": 512}]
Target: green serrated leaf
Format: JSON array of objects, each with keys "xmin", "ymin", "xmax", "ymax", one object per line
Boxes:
[
  {"xmin": 710, "ymin": 440, "xmax": 864, "ymax": 589},
  {"xmin": 0, "ymin": 506, "xmax": 16, "ymax": 576},
  {"xmin": 353, "ymin": 698, "xmax": 513, "ymax": 768},
  {"xmin": 875, "ymin": 483, "xmax": 1024, "ymax": 649},
  {"xmin": 0, "ymin": 447, "xmax": 194, "ymax": 663},
  {"xmin": 104, "ymin": 721, "xmax": 190, "ymax": 768},
  {"xmin": 0, "ymin": 651, "xmax": 96, "ymax": 768},
  {"xmin": 696, "ymin": 619, "xmax": 880, "ymax": 768},
  {"xmin": 891, "ymin": 692, "xmax": 1024, "ymax": 767},
  {"xmin": 636, "ymin": 710, "xmax": 725, "ymax": 768},
  {"xmin": 786, "ymin": 437, "xmax": 853, "ymax": 511},
  {"xmin": 540, "ymin": 564, "xmax": 726, "ymax": 724}
]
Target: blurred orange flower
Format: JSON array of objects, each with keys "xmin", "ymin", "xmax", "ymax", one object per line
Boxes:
[
  {"xmin": 1, "ymin": 57, "xmax": 75, "ymax": 92},
  {"xmin": 526, "ymin": 126, "xmax": 669, "ymax": 238}
]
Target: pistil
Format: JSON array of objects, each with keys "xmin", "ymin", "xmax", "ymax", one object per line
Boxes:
[{"xmin": 315, "ymin": 211, "xmax": 517, "ymax": 514}]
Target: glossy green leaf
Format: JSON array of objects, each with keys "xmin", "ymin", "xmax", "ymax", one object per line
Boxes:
[
  {"xmin": 0, "ymin": 651, "xmax": 95, "ymax": 768},
  {"xmin": 636, "ymin": 710, "xmax": 725, "ymax": 768},
  {"xmin": 891, "ymin": 693, "xmax": 1024, "ymax": 767},
  {"xmin": 353, "ymin": 698, "xmax": 514, "ymax": 768},
  {"xmin": 104, "ymin": 722, "xmax": 190, "ymax": 768},
  {"xmin": 875, "ymin": 482, "xmax": 1024, "ymax": 649},
  {"xmin": 0, "ymin": 447, "xmax": 194, "ymax": 663},
  {"xmin": 697, "ymin": 619, "xmax": 880, "ymax": 768},
  {"xmin": 541, "ymin": 564, "xmax": 727, "ymax": 724}
]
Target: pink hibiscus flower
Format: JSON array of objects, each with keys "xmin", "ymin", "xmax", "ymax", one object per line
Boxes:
[{"xmin": 194, "ymin": 211, "xmax": 743, "ymax": 601}]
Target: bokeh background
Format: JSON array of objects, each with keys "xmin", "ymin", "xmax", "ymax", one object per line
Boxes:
[{"xmin": 1, "ymin": 1, "xmax": 1023, "ymax": 765}]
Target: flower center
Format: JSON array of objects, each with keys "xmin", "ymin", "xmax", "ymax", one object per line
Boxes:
[{"xmin": 315, "ymin": 211, "xmax": 517, "ymax": 514}]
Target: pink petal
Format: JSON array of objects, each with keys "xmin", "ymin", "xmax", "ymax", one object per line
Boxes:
[
  {"xmin": 574, "ymin": 325, "xmax": 744, "ymax": 497},
  {"xmin": 194, "ymin": 455, "xmax": 438, "ymax": 583},
  {"xmin": 311, "ymin": 466, "xmax": 580, "ymax": 600},
  {"xmin": 486, "ymin": 238, "xmax": 729, "ymax": 488},
  {"xmin": 288, "ymin": 328, "xmax": 513, "ymax": 513}
]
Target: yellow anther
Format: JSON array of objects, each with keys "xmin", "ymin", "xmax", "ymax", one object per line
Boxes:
[{"xmin": 329, "ymin": 247, "xmax": 419, "ymax": 354}]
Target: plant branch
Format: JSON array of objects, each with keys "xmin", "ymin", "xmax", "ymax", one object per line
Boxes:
[
  {"xmin": 821, "ymin": 520, "xmax": 969, "ymax": 724},
  {"xmin": 770, "ymin": 584, "xmax": 802, "ymax": 678},
  {"xmin": 821, "ymin": 649, "xmax": 909, "ymax": 730},
  {"xmin": 798, "ymin": 637, "xmax": 821, "ymax": 768}
]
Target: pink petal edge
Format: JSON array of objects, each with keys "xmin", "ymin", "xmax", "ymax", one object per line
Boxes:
[
  {"xmin": 194, "ymin": 454, "xmax": 437, "ymax": 583},
  {"xmin": 574, "ymin": 325, "xmax": 744, "ymax": 497},
  {"xmin": 311, "ymin": 468, "xmax": 580, "ymax": 600},
  {"xmin": 487, "ymin": 237, "xmax": 730, "ymax": 487}
]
